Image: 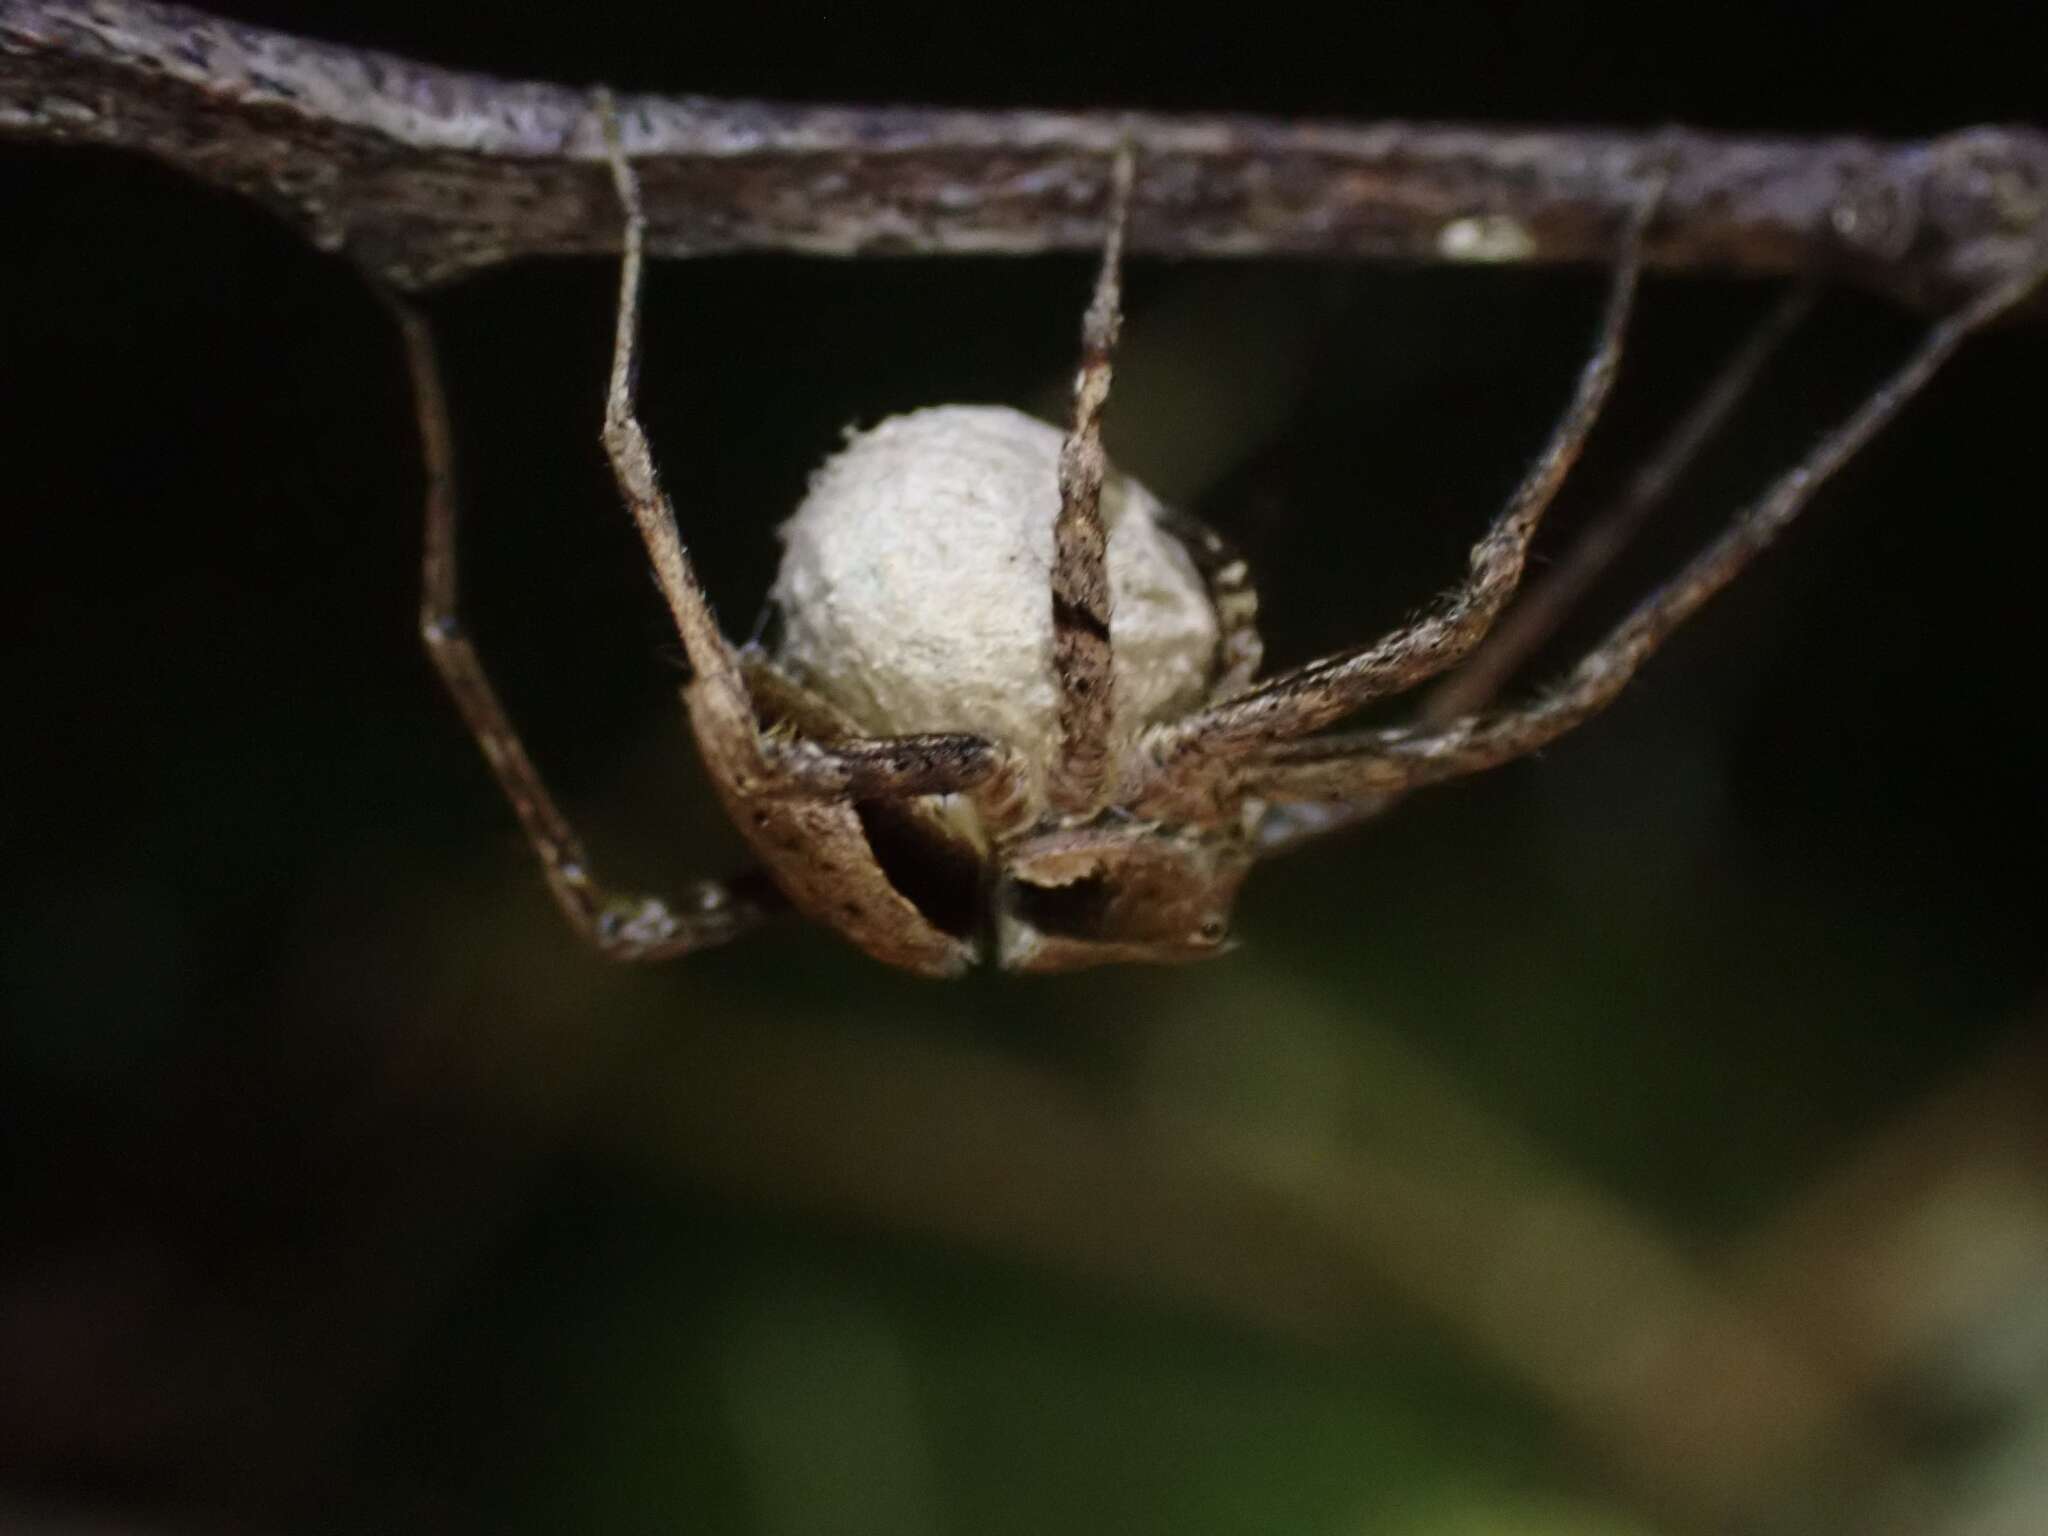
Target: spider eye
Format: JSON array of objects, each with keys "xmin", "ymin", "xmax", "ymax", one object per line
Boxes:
[{"xmin": 1195, "ymin": 916, "xmax": 1229, "ymax": 946}]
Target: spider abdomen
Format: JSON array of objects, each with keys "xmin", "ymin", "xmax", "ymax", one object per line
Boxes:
[{"xmin": 768, "ymin": 406, "xmax": 1220, "ymax": 801}]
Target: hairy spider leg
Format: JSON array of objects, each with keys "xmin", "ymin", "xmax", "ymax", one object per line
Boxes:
[
  {"xmin": 1047, "ymin": 142, "xmax": 1138, "ymax": 816},
  {"xmin": 398, "ymin": 95, "xmax": 1040, "ymax": 968},
  {"xmin": 1133, "ymin": 174, "xmax": 1665, "ymax": 822},
  {"xmin": 1424, "ymin": 282, "xmax": 1819, "ymax": 724},
  {"xmin": 399, "ymin": 296, "xmax": 783, "ymax": 959},
  {"xmin": 1156, "ymin": 505, "xmax": 1264, "ymax": 700},
  {"xmin": 594, "ymin": 90, "xmax": 762, "ymax": 767},
  {"xmin": 1244, "ymin": 249, "xmax": 2048, "ymax": 808},
  {"xmin": 594, "ymin": 93, "xmax": 1032, "ymax": 828},
  {"xmin": 591, "ymin": 92, "xmax": 1049, "ymax": 972},
  {"xmin": 1258, "ymin": 280, "xmax": 1817, "ymax": 853}
]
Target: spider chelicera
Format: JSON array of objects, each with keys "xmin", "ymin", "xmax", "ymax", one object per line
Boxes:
[{"xmin": 394, "ymin": 99, "xmax": 2048, "ymax": 975}]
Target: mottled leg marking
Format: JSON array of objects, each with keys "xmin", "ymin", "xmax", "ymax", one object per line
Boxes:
[
  {"xmin": 1246, "ymin": 252, "xmax": 2048, "ymax": 810},
  {"xmin": 1047, "ymin": 142, "xmax": 1137, "ymax": 817},
  {"xmin": 740, "ymin": 655, "xmax": 1034, "ymax": 841},
  {"xmin": 767, "ymin": 733, "xmax": 1002, "ymax": 797},
  {"xmin": 777, "ymin": 735, "xmax": 1034, "ymax": 843},
  {"xmin": 1156, "ymin": 506, "xmax": 1264, "ymax": 701},
  {"xmin": 394, "ymin": 296, "xmax": 779, "ymax": 960},
  {"xmin": 1137, "ymin": 176, "xmax": 1664, "ymax": 816}
]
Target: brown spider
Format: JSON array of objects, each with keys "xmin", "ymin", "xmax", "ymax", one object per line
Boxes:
[{"xmin": 396, "ymin": 104, "xmax": 2048, "ymax": 976}]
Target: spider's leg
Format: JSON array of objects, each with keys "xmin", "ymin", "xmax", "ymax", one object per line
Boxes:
[
  {"xmin": 739, "ymin": 655, "xmax": 1034, "ymax": 841},
  {"xmin": 593, "ymin": 91, "xmax": 766, "ymax": 767},
  {"xmin": 1245, "ymin": 252, "xmax": 2048, "ymax": 826},
  {"xmin": 1424, "ymin": 281, "xmax": 1817, "ymax": 724},
  {"xmin": 1133, "ymin": 177, "xmax": 1662, "ymax": 818},
  {"xmin": 768, "ymin": 734, "xmax": 1028, "ymax": 834},
  {"xmin": 1156, "ymin": 506, "xmax": 1264, "ymax": 701},
  {"xmin": 1258, "ymin": 282, "xmax": 1816, "ymax": 854},
  {"xmin": 396, "ymin": 297, "xmax": 783, "ymax": 960},
  {"xmin": 1047, "ymin": 142, "xmax": 1137, "ymax": 816}
]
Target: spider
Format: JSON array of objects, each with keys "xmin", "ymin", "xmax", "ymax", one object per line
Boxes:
[{"xmin": 395, "ymin": 102, "xmax": 2048, "ymax": 976}]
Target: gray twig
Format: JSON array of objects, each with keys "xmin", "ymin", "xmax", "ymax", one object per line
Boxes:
[{"xmin": 4, "ymin": 0, "xmax": 2047, "ymax": 299}]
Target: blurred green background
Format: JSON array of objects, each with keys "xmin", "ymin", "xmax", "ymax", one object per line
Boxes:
[{"xmin": 4, "ymin": 5, "xmax": 2046, "ymax": 1533}]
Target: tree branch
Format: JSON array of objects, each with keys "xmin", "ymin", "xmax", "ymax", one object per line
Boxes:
[{"xmin": 4, "ymin": 0, "xmax": 2045, "ymax": 301}]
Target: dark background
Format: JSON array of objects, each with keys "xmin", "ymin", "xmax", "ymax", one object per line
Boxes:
[{"xmin": 5, "ymin": 4, "xmax": 2046, "ymax": 1533}]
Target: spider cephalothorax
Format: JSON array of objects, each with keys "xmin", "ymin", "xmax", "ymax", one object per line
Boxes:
[{"xmin": 402, "ymin": 98, "xmax": 2048, "ymax": 976}]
